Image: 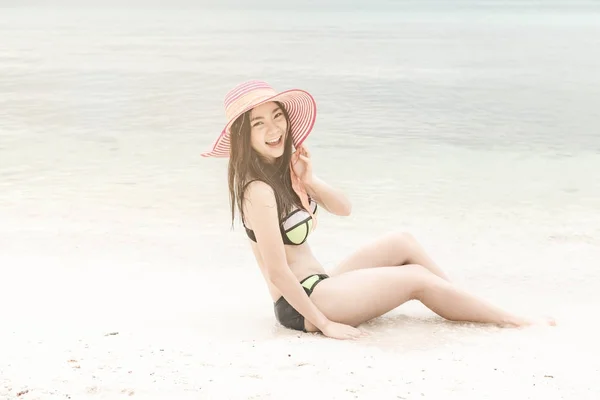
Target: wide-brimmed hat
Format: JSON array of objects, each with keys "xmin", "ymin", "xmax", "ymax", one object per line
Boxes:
[{"xmin": 201, "ymin": 80, "xmax": 317, "ymax": 158}]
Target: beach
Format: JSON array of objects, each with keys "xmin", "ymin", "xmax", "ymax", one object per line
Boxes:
[{"xmin": 1, "ymin": 2, "xmax": 600, "ymax": 399}]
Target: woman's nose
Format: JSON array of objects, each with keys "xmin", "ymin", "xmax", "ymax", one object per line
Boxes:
[{"xmin": 266, "ymin": 121, "xmax": 282, "ymax": 134}]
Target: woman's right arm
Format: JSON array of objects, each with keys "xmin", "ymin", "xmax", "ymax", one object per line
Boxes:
[{"xmin": 242, "ymin": 180, "xmax": 331, "ymax": 331}]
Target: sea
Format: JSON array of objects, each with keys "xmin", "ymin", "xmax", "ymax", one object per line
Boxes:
[{"xmin": 1, "ymin": 1, "xmax": 599, "ymax": 396}]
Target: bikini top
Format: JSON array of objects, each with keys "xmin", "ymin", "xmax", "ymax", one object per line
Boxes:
[{"xmin": 242, "ymin": 180, "xmax": 318, "ymax": 246}]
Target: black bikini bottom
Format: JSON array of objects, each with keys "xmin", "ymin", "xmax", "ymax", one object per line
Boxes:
[{"xmin": 273, "ymin": 273, "xmax": 329, "ymax": 332}]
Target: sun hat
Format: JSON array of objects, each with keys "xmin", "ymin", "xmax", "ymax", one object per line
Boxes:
[
  {"xmin": 202, "ymin": 80, "xmax": 319, "ymax": 232},
  {"xmin": 201, "ymin": 80, "xmax": 317, "ymax": 158}
]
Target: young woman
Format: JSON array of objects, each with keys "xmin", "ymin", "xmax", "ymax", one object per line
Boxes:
[{"xmin": 202, "ymin": 80, "xmax": 555, "ymax": 340}]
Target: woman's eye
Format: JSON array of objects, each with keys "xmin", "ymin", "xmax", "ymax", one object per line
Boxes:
[{"xmin": 274, "ymin": 112, "xmax": 283, "ymax": 118}]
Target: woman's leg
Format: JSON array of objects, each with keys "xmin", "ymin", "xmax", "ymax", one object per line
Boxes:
[
  {"xmin": 329, "ymin": 231, "xmax": 450, "ymax": 281},
  {"xmin": 305, "ymin": 265, "xmax": 553, "ymax": 332}
]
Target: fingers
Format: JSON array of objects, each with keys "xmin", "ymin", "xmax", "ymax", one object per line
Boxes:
[
  {"xmin": 296, "ymin": 145, "xmax": 310, "ymax": 158},
  {"xmin": 347, "ymin": 332, "xmax": 367, "ymax": 340},
  {"xmin": 354, "ymin": 328, "xmax": 369, "ymax": 338},
  {"xmin": 299, "ymin": 155, "xmax": 310, "ymax": 163},
  {"xmin": 345, "ymin": 327, "xmax": 369, "ymax": 340},
  {"xmin": 329, "ymin": 330, "xmax": 369, "ymax": 341},
  {"xmin": 303, "ymin": 146, "xmax": 311, "ymax": 158}
]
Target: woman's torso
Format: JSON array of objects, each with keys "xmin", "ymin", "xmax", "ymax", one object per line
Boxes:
[
  {"xmin": 248, "ymin": 239, "xmax": 326, "ymax": 302},
  {"xmin": 243, "ymin": 192, "xmax": 325, "ymax": 302}
]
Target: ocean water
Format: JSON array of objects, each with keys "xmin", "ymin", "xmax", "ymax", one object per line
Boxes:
[{"xmin": 1, "ymin": 2, "xmax": 600, "ymax": 366}]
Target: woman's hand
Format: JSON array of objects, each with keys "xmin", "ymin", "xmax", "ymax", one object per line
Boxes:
[
  {"xmin": 320, "ymin": 320, "xmax": 368, "ymax": 340},
  {"xmin": 291, "ymin": 145, "xmax": 314, "ymax": 186}
]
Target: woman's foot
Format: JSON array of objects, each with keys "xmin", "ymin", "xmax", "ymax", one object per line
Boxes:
[{"xmin": 504, "ymin": 315, "xmax": 557, "ymax": 328}]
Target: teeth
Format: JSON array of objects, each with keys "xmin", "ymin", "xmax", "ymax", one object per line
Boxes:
[{"xmin": 266, "ymin": 136, "xmax": 281, "ymax": 144}]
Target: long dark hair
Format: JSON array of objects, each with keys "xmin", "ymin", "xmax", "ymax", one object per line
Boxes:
[{"xmin": 227, "ymin": 102, "xmax": 303, "ymax": 228}]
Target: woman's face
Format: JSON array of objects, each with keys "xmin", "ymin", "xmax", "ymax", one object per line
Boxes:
[{"xmin": 249, "ymin": 101, "xmax": 288, "ymax": 162}]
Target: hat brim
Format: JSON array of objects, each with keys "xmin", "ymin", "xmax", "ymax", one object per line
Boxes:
[{"xmin": 201, "ymin": 89, "xmax": 317, "ymax": 158}]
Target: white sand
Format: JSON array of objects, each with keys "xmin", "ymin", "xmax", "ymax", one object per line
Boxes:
[
  {"xmin": 1, "ymin": 314, "xmax": 597, "ymax": 400},
  {"xmin": 1, "ymin": 210, "xmax": 599, "ymax": 400},
  {"xmin": 1, "ymin": 252, "xmax": 598, "ymax": 400}
]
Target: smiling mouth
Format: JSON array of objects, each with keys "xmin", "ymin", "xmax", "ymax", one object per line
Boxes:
[{"xmin": 265, "ymin": 135, "xmax": 282, "ymax": 147}]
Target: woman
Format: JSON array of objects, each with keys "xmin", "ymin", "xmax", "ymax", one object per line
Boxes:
[{"xmin": 202, "ymin": 80, "xmax": 555, "ymax": 340}]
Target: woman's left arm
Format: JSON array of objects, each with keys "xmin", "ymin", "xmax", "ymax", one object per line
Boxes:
[{"xmin": 304, "ymin": 175, "xmax": 352, "ymax": 216}]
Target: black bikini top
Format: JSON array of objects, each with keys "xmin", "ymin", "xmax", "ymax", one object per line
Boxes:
[{"xmin": 242, "ymin": 180, "xmax": 318, "ymax": 246}]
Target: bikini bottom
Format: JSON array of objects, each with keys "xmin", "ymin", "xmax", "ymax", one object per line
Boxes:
[{"xmin": 273, "ymin": 273, "xmax": 329, "ymax": 332}]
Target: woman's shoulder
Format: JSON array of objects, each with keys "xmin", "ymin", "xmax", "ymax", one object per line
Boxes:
[
  {"xmin": 242, "ymin": 179, "xmax": 281, "ymax": 229},
  {"xmin": 242, "ymin": 179, "xmax": 276, "ymax": 207}
]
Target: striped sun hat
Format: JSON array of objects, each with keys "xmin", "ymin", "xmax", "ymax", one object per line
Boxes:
[{"xmin": 201, "ymin": 80, "xmax": 317, "ymax": 158}]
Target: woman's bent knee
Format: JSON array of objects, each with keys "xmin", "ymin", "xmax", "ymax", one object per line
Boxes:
[
  {"xmin": 390, "ymin": 231, "xmax": 417, "ymax": 246},
  {"xmin": 394, "ymin": 231, "xmax": 420, "ymax": 252},
  {"xmin": 382, "ymin": 231, "xmax": 418, "ymax": 264}
]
